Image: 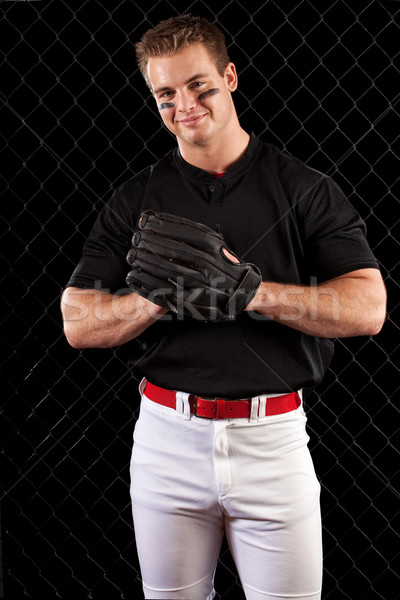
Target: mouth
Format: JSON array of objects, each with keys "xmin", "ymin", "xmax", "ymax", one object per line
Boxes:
[{"xmin": 177, "ymin": 114, "xmax": 206, "ymax": 127}]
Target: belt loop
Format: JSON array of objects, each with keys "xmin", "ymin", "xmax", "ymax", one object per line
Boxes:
[
  {"xmin": 297, "ymin": 389, "xmax": 303, "ymax": 411},
  {"xmin": 258, "ymin": 395, "xmax": 267, "ymax": 419},
  {"xmin": 139, "ymin": 377, "xmax": 147, "ymax": 396},
  {"xmin": 175, "ymin": 391, "xmax": 191, "ymax": 420},
  {"xmin": 250, "ymin": 397, "xmax": 259, "ymax": 422}
]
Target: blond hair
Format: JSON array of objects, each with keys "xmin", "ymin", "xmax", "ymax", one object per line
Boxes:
[{"xmin": 135, "ymin": 14, "xmax": 230, "ymax": 89}]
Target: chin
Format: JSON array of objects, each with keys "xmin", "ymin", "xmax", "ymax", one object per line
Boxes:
[{"xmin": 187, "ymin": 127, "xmax": 216, "ymax": 145}]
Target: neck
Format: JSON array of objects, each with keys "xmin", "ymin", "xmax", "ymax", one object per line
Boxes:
[{"xmin": 178, "ymin": 127, "xmax": 250, "ymax": 173}]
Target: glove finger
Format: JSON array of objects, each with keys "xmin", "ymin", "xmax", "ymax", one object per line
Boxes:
[
  {"xmin": 127, "ymin": 258, "xmax": 230, "ymax": 313},
  {"xmin": 140, "ymin": 210, "xmax": 218, "ymax": 236},
  {"xmin": 127, "ymin": 263, "xmax": 178, "ymax": 293},
  {"xmin": 126, "ymin": 248, "xmax": 137, "ymax": 266},
  {"xmin": 127, "ymin": 258, "xmax": 213, "ymax": 303},
  {"xmin": 140, "ymin": 210, "xmax": 223, "ymax": 250},
  {"xmin": 140, "ymin": 230, "xmax": 242, "ymax": 278},
  {"xmin": 126, "ymin": 270, "xmax": 178, "ymax": 312},
  {"xmin": 147, "ymin": 258, "xmax": 213, "ymax": 288},
  {"xmin": 134, "ymin": 234, "xmax": 215, "ymax": 280},
  {"xmin": 139, "ymin": 230, "xmax": 252, "ymax": 283}
]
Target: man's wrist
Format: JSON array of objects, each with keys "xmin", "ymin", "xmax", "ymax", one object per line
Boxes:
[{"xmin": 246, "ymin": 281, "xmax": 273, "ymax": 313}]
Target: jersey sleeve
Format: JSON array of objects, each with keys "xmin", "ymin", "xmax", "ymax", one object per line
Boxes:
[
  {"xmin": 300, "ymin": 172, "xmax": 379, "ymax": 282},
  {"xmin": 66, "ymin": 174, "xmax": 149, "ymax": 293}
]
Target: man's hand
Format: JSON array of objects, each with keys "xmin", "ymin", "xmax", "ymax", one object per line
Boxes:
[{"xmin": 126, "ymin": 210, "xmax": 262, "ymax": 321}]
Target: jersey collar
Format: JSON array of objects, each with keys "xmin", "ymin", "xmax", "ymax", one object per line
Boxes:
[{"xmin": 173, "ymin": 132, "xmax": 262, "ymax": 183}]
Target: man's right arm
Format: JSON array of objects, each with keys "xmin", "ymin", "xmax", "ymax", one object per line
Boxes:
[{"xmin": 61, "ymin": 287, "xmax": 168, "ymax": 349}]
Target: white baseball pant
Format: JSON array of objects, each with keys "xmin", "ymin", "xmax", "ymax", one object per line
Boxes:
[{"xmin": 130, "ymin": 386, "xmax": 322, "ymax": 600}]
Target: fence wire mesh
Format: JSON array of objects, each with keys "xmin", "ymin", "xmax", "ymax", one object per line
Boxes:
[{"xmin": 1, "ymin": 0, "xmax": 400, "ymax": 598}]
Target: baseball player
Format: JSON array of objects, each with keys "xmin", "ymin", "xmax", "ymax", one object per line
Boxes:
[{"xmin": 61, "ymin": 15, "xmax": 387, "ymax": 600}]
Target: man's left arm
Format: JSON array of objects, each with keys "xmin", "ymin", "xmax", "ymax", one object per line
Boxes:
[{"xmin": 245, "ymin": 268, "xmax": 387, "ymax": 338}]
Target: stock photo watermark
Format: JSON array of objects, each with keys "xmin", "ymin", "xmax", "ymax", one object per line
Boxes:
[{"xmin": 62, "ymin": 277, "xmax": 341, "ymax": 324}]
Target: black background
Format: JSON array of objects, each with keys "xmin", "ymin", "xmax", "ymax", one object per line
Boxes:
[{"xmin": 1, "ymin": 1, "xmax": 399, "ymax": 598}]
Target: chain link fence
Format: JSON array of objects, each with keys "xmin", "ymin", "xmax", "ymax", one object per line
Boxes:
[{"xmin": 1, "ymin": 0, "xmax": 399, "ymax": 598}]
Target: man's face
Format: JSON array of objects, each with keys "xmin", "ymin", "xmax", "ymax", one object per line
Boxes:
[{"xmin": 147, "ymin": 43, "xmax": 238, "ymax": 151}]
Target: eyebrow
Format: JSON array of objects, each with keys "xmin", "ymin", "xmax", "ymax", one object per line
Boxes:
[
  {"xmin": 153, "ymin": 73, "xmax": 209, "ymax": 95},
  {"xmin": 185, "ymin": 73, "xmax": 209, "ymax": 84}
]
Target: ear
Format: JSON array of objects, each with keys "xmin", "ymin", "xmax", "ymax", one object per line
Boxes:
[{"xmin": 224, "ymin": 62, "xmax": 238, "ymax": 92}]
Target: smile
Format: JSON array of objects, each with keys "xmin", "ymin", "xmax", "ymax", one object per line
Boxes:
[{"xmin": 177, "ymin": 114, "xmax": 206, "ymax": 126}]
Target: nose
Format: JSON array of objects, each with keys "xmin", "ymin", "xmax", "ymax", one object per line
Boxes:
[{"xmin": 176, "ymin": 89, "xmax": 197, "ymax": 114}]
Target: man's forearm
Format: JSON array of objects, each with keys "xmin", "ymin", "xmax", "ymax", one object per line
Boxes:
[
  {"xmin": 246, "ymin": 268, "xmax": 386, "ymax": 338},
  {"xmin": 61, "ymin": 287, "xmax": 168, "ymax": 349}
]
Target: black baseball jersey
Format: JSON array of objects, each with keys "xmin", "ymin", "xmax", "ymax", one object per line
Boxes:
[{"xmin": 67, "ymin": 134, "xmax": 379, "ymax": 397}]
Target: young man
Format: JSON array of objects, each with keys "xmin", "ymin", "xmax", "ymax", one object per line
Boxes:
[{"xmin": 61, "ymin": 15, "xmax": 387, "ymax": 600}]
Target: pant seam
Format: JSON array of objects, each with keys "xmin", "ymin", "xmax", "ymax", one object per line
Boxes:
[
  {"xmin": 143, "ymin": 570, "xmax": 215, "ymax": 593},
  {"xmin": 242, "ymin": 580, "xmax": 322, "ymax": 598}
]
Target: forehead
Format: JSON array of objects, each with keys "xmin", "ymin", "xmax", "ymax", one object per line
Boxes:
[{"xmin": 147, "ymin": 43, "xmax": 220, "ymax": 92}]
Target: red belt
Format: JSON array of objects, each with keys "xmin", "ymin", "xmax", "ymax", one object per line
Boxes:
[{"xmin": 143, "ymin": 381, "xmax": 301, "ymax": 419}]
